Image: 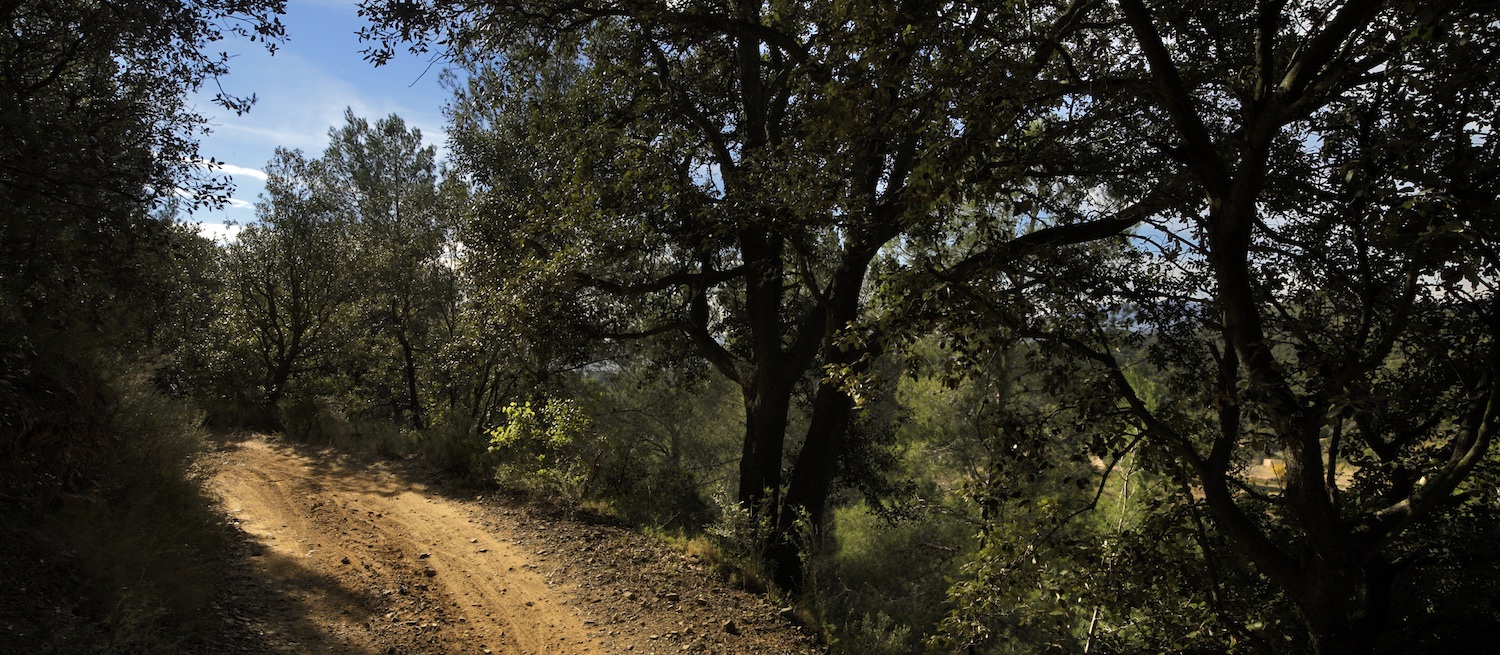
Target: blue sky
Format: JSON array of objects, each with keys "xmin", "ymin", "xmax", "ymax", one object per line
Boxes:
[{"xmin": 189, "ymin": 0, "xmax": 452, "ymax": 239}]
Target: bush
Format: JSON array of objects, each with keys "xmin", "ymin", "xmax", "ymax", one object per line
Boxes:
[
  {"xmin": 278, "ymin": 396, "xmax": 413, "ymax": 458},
  {"xmin": 0, "ymin": 352, "xmax": 113, "ymax": 510},
  {"xmin": 488, "ymin": 399, "xmax": 600, "ymax": 500},
  {"xmin": 837, "ymin": 612, "xmax": 914, "ymax": 655},
  {"xmin": 603, "ymin": 461, "xmax": 715, "ymax": 531},
  {"xmin": 418, "ymin": 417, "xmax": 499, "ymax": 484},
  {"xmin": 815, "ymin": 501, "xmax": 974, "ymax": 655},
  {"xmin": 704, "ymin": 496, "xmax": 778, "ymax": 589}
]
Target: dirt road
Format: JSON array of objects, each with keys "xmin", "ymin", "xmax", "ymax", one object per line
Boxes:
[{"xmin": 206, "ymin": 435, "xmax": 821, "ymax": 655}]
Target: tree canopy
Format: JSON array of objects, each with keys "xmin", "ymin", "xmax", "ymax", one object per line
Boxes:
[
  {"xmin": 7, "ymin": 0, "xmax": 1500, "ymax": 652},
  {"xmin": 358, "ymin": 0, "xmax": 1500, "ymax": 651},
  {"xmin": 363, "ymin": 0, "xmax": 1175, "ymax": 589},
  {"xmin": 1, "ymin": 0, "xmax": 284, "ymax": 337},
  {"xmin": 917, "ymin": 1, "xmax": 1500, "ymax": 652},
  {"xmin": 1, "ymin": 0, "xmax": 285, "ymax": 504}
]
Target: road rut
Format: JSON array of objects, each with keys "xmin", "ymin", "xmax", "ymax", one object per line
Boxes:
[
  {"xmin": 207, "ymin": 435, "xmax": 823, "ymax": 655},
  {"xmin": 213, "ymin": 437, "xmax": 599, "ymax": 654}
]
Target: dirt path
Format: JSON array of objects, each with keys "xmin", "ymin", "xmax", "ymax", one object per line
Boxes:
[{"xmin": 206, "ymin": 435, "xmax": 822, "ymax": 655}]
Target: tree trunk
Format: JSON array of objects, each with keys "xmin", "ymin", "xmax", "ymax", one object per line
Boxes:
[
  {"xmin": 399, "ymin": 332, "xmax": 424, "ymax": 429},
  {"xmin": 732, "ymin": 228, "xmax": 794, "ymax": 513},
  {"xmin": 262, "ymin": 360, "xmax": 291, "ymax": 429},
  {"xmin": 736, "ymin": 373, "xmax": 792, "ymax": 511},
  {"xmin": 765, "ymin": 248, "xmax": 879, "ymax": 591},
  {"xmin": 265, "ymin": 350, "xmax": 294, "ymax": 410},
  {"xmin": 1297, "ymin": 562, "xmax": 1389, "ymax": 655},
  {"xmin": 769, "ymin": 380, "xmax": 857, "ymax": 591}
]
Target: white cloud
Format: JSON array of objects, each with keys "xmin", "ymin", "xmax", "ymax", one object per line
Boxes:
[
  {"xmin": 196, "ymin": 221, "xmax": 244, "ymax": 243},
  {"xmin": 226, "ymin": 197, "xmax": 255, "ymax": 209},
  {"xmin": 216, "ymin": 163, "xmax": 270, "ymax": 181}
]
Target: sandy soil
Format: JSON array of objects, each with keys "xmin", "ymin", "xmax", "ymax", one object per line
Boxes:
[{"xmin": 204, "ymin": 434, "xmax": 823, "ymax": 655}]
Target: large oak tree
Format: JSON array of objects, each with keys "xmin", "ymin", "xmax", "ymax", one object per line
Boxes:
[{"xmin": 360, "ymin": 0, "xmax": 1149, "ymax": 588}]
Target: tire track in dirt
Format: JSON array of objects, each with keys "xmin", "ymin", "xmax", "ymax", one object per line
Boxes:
[{"xmin": 211, "ymin": 436, "xmax": 601, "ymax": 654}]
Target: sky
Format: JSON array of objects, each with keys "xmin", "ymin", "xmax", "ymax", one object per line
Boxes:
[{"xmin": 188, "ymin": 0, "xmax": 453, "ymax": 240}]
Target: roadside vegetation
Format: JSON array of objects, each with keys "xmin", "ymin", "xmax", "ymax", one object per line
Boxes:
[
  {"xmin": 1, "ymin": 1, "xmax": 283, "ymax": 652},
  {"xmin": 4, "ymin": 1, "xmax": 1500, "ymax": 654}
]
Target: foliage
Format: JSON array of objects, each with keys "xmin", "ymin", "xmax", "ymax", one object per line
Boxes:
[
  {"xmin": 9, "ymin": 0, "xmax": 1496, "ymax": 652},
  {"xmin": 488, "ymin": 399, "xmax": 601, "ymax": 500},
  {"xmin": 1, "ymin": 0, "xmax": 283, "ymax": 345},
  {"xmin": 362, "ymin": 0, "xmax": 1155, "ymax": 592},
  {"xmin": 819, "ymin": 502, "xmax": 971, "ymax": 655},
  {"xmin": 572, "ymin": 360, "xmax": 742, "ymax": 529},
  {"xmin": 1, "ymin": 0, "xmax": 283, "ymax": 502},
  {"xmin": 210, "ymin": 111, "xmax": 459, "ymax": 431},
  {"xmin": 898, "ymin": 2, "xmax": 1500, "ymax": 653},
  {"xmin": 706, "ymin": 496, "xmax": 778, "ymax": 577},
  {"xmin": 0, "ymin": 353, "xmax": 114, "ymax": 508},
  {"xmin": 0, "ymin": 0, "xmax": 280, "ymax": 642},
  {"xmin": 219, "ymin": 148, "xmax": 357, "ymax": 414},
  {"xmin": 0, "ymin": 360, "xmax": 233, "ymax": 655},
  {"xmin": 55, "ymin": 368, "xmax": 227, "ymax": 651},
  {"xmin": 323, "ymin": 110, "xmax": 452, "ymax": 429}
]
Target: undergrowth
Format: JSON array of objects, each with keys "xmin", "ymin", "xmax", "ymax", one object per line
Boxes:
[{"xmin": 0, "ymin": 362, "xmax": 230, "ymax": 654}]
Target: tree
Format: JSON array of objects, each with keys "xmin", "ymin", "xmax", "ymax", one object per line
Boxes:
[
  {"xmin": 322, "ymin": 110, "xmax": 450, "ymax": 428},
  {"xmin": 1, "ymin": 0, "xmax": 284, "ymax": 501},
  {"xmin": 1, "ymin": 0, "xmax": 284, "ymax": 339},
  {"xmin": 927, "ymin": 1, "xmax": 1500, "ymax": 652},
  {"xmin": 360, "ymin": 0, "xmax": 1151, "ymax": 590},
  {"xmin": 223, "ymin": 148, "xmax": 354, "ymax": 412}
]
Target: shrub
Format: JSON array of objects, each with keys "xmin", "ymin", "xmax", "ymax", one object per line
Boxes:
[
  {"xmin": 488, "ymin": 399, "xmax": 600, "ymax": 500},
  {"xmin": 816, "ymin": 501, "xmax": 975, "ymax": 655},
  {"xmin": 278, "ymin": 396, "xmax": 413, "ymax": 458},
  {"xmin": 0, "ymin": 353, "xmax": 112, "ymax": 510},
  {"xmin": 603, "ymin": 461, "xmax": 715, "ymax": 531},
  {"xmin": 419, "ymin": 417, "xmax": 499, "ymax": 484},
  {"xmin": 704, "ymin": 496, "xmax": 779, "ymax": 589}
]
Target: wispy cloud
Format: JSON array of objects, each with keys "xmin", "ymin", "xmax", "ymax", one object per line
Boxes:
[
  {"xmin": 197, "ymin": 50, "xmax": 448, "ymax": 163},
  {"xmin": 216, "ymin": 163, "xmax": 269, "ymax": 181}
]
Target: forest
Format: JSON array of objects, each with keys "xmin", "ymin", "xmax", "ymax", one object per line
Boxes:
[{"xmin": 3, "ymin": 0, "xmax": 1498, "ymax": 654}]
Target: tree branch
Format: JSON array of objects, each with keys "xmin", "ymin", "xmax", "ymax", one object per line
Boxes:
[
  {"xmin": 1277, "ymin": 0, "xmax": 1385, "ymax": 103},
  {"xmin": 942, "ymin": 188, "xmax": 1175, "ymax": 282},
  {"xmin": 685, "ymin": 283, "xmax": 743, "ymax": 384},
  {"xmin": 1117, "ymin": 0, "xmax": 1231, "ymax": 195},
  {"xmin": 575, "ymin": 264, "xmax": 745, "ymax": 296}
]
